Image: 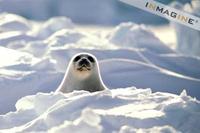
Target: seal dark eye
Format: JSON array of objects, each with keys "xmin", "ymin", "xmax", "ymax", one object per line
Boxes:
[
  {"xmin": 88, "ymin": 56, "xmax": 95, "ymax": 63},
  {"xmin": 74, "ymin": 56, "xmax": 81, "ymax": 62}
]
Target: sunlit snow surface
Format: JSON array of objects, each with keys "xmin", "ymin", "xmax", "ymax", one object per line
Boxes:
[
  {"xmin": 171, "ymin": 1, "xmax": 200, "ymax": 57},
  {"xmin": 1, "ymin": 88, "xmax": 200, "ymax": 133},
  {"xmin": 0, "ymin": 13, "xmax": 200, "ymax": 132}
]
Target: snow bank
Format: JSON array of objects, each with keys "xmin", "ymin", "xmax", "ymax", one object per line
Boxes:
[
  {"xmin": 0, "ymin": 13, "xmax": 200, "ymax": 116},
  {"xmin": 0, "ymin": 46, "xmax": 37, "ymax": 67},
  {"xmin": 0, "ymin": 13, "xmax": 31, "ymax": 32},
  {"xmin": 171, "ymin": 1, "xmax": 200, "ymax": 57},
  {"xmin": 0, "ymin": 88, "xmax": 200, "ymax": 133},
  {"xmin": 33, "ymin": 17, "xmax": 74, "ymax": 39},
  {"xmin": 108, "ymin": 22, "xmax": 174, "ymax": 54}
]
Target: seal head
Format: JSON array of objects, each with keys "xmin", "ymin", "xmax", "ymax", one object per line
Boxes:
[{"xmin": 56, "ymin": 53, "xmax": 106, "ymax": 93}]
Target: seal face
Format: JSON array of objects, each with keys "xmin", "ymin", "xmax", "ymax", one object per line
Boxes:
[
  {"xmin": 72, "ymin": 54, "xmax": 97, "ymax": 80},
  {"xmin": 56, "ymin": 53, "xmax": 106, "ymax": 93},
  {"xmin": 74, "ymin": 54, "xmax": 94, "ymax": 71}
]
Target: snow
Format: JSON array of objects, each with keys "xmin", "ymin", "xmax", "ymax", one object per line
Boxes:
[
  {"xmin": 0, "ymin": 46, "xmax": 37, "ymax": 67},
  {"xmin": 0, "ymin": 88, "xmax": 200, "ymax": 133},
  {"xmin": 33, "ymin": 17, "xmax": 74, "ymax": 39},
  {"xmin": 108, "ymin": 22, "xmax": 174, "ymax": 54},
  {"xmin": 0, "ymin": 13, "xmax": 200, "ymax": 132},
  {"xmin": 171, "ymin": 1, "xmax": 200, "ymax": 57},
  {"xmin": 0, "ymin": 0, "xmax": 166, "ymax": 25},
  {"xmin": 0, "ymin": 13, "xmax": 31, "ymax": 32}
]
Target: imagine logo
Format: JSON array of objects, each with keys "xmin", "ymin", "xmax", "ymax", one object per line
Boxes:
[
  {"xmin": 145, "ymin": 2, "xmax": 196, "ymax": 25},
  {"xmin": 120, "ymin": 0, "xmax": 200, "ymax": 31}
]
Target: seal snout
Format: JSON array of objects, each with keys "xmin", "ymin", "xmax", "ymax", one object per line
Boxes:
[
  {"xmin": 57, "ymin": 52, "xmax": 106, "ymax": 93},
  {"xmin": 79, "ymin": 58, "xmax": 90, "ymax": 66},
  {"xmin": 77, "ymin": 57, "xmax": 91, "ymax": 71},
  {"xmin": 72, "ymin": 54, "xmax": 96, "ymax": 72}
]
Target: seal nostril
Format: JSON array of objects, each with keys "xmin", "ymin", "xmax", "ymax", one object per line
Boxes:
[
  {"xmin": 79, "ymin": 59, "xmax": 89, "ymax": 66},
  {"xmin": 82, "ymin": 59, "xmax": 87, "ymax": 62},
  {"xmin": 57, "ymin": 53, "xmax": 106, "ymax": 93}
]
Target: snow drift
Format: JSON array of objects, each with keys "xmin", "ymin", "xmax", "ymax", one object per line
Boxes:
[
  {"xmin": 0, "ymin": 12, "xmax": 200, "ymax": 132},
  {"xmin": 0, "ymin": 87, "xmax": 200, "ymax": 133},
  {"xmin": 171, "ymin": 1, "xmax": 200, "ymax": 57}
]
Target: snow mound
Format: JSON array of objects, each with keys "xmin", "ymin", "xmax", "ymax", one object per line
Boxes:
[
  {"xmin": 0, "ymin": 13, "xmax": 31, "ymax": 32},
  {"xmin": 0, "ymin": 31, "xmax": 38, "ymax": 47},
  {"xmin": 34, "ymin": 17, "xmax": 74, "ymax": 39},
  {"xmin": 0, "ymin": 46, "xmax": 38, "ymax": 67},
  {"xmin": 171, "ymin": 1, "xmax": 200, "ymax": 57},
  {"xmin": 108, "ymin": 22, "xmax": 174, "ymax": 54},
  {"xmin": 46, "ymin": 29, "xmax": 84, "ymax": 47},
  {"xmin": 0, "ymin": 87, "xmax": 200, "ymax": 133},
  {"xmin": 0, "ymin": 13, "xmax": 200, "ymax": 116}
]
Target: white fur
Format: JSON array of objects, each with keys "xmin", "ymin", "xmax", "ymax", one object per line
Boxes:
[{"xmin": 56, "ymin": 53, "xmax": 107, "ymax": 93}]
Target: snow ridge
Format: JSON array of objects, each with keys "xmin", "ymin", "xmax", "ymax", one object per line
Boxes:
[{"xmin": 1, "ymin": 88, "xmax": 200, "ymax": 133}]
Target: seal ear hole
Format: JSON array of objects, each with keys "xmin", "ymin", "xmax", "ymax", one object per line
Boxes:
[
  {"xmin": 88, "ymin": 56, "xmax": 95, "ymax": 63},
  {"xmin": 74, "ymin": 56, "xmax": 81, "ymax": 62}
]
